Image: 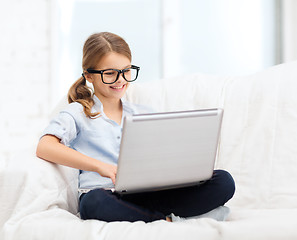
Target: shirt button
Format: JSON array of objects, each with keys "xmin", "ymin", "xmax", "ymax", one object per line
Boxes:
[{"xmin": 117, "ymin": 136, "xmax": 121, "ymax": 140}]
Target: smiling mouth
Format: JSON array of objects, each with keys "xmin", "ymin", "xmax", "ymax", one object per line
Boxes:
[{"xmin": 110, "ymin": 84, "xmax": 125, "ymax": 90}]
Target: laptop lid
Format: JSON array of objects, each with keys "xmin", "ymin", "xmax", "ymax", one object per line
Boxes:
[{"xmin": 115, "ymin": 108, "xmax": 223, "ymax": 194}]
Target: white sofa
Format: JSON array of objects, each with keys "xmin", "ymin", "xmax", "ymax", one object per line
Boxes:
[{"xmin": 1, "ymin": 61, "xmax": 297, "ymax": 240}]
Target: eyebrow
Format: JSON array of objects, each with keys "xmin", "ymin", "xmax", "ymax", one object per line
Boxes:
[{"xmin": 100, "ymin": 64, "xmax": 131, "ymax": 70}]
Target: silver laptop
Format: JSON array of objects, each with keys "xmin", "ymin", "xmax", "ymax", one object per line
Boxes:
[{"xmin": 114, "ymin": 108, "xmax": 223, "ymax": 194}]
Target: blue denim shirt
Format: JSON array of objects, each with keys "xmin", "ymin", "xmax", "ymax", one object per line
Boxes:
[{"xmin": 42, "ymin": 95, "xmax": 153, "ymax": 190}]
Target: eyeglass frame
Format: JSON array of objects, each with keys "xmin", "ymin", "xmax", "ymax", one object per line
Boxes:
[{"xmin": 84, "ymin": 65, "xmax": 140, "ymax": 84}]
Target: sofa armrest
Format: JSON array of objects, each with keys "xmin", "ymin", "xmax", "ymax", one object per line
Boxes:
[{"xmin": 0, "ymin": 146, "xmax": 79, "ymax": 227}]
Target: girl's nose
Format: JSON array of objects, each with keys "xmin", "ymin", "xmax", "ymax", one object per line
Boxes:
[{"xmin": 117, "ymin": 72, "xmax": 125, "ymax": 82}]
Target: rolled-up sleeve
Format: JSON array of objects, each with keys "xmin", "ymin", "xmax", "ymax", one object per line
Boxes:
[{"xmin": 41, "ymin": 111, "xmax": 78, "ymax": 147}]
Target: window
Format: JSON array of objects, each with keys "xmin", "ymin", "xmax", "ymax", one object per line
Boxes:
[{"xmin": 51, "ymin": 0, "xmax": 279, "ymax": 106}]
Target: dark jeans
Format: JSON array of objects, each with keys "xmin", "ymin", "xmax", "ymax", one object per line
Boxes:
[{"xmin": 79, "ymin": 169, "xmax": 235, "ymax": 223}]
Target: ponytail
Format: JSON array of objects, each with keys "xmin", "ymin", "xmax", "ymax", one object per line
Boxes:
[{"xmin": 67, "ymin": 75, "xmax": 100, "ymax": 118}]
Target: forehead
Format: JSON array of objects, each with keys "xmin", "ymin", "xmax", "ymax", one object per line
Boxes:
[{"xmin": 96, "ymin": 52, "xmax": 131, "ymax": 69}]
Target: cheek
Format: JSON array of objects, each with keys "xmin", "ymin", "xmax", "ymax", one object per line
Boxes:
[
  {"xmin": 94, "ymin": 75, "xmax": 102, "ymax": 83},
  {"xmin": 93, "ymin": 80, "xmax": 107, "ymax": 92}
]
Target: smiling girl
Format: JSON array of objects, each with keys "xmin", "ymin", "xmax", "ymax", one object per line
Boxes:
[{"xmin": 36, "ymin": 32, "xmax": 235, "ymax": 223}]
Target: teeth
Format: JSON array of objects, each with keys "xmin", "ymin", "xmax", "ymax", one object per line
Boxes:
[{"xmin": 111, "ymin": 85, "xmax": 124, "ymax": 89}]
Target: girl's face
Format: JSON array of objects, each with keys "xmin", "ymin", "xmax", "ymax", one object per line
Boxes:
[{"xmin": 86, "ymin": 52, "xmax": 131, "ymax": 103}]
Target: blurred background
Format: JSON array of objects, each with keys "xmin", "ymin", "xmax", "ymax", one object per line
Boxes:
[{"xmin": 0, "ymin": 0, "xmax": 296, "ymax": 164}]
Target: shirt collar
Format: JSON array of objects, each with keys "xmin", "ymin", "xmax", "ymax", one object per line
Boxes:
[{"xmin": 92, "ymin": 94, "xmax": 104, "ymax": 113}]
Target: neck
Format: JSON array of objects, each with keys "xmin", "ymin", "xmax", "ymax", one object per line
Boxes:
[
  {"xmin": 95, "ymin": 94, "xmax": 122, "ymax": 112},
  {"xmin": 94, "ymin": 94, "xmax": 123, "ymax": 125}
]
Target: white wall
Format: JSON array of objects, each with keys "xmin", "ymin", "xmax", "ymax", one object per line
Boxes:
[{"xmin": 0, "ymin": 0, "xmax": 51, "ymax": 165}]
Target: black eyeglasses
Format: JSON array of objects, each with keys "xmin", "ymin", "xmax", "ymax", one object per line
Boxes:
[{"xmin": 85, "ymin": 65, "xmax": 140, "ymax": 84}]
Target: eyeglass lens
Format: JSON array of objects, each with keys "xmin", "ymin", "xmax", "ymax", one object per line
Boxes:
[{"xmin": 102, "ymin": 68, "xmax": 138, "ymax": 84}]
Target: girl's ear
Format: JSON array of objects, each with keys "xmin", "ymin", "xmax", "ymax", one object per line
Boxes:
[{"xmin": 84, "ymin": 73, "xmax": 94, "ymax": 83}]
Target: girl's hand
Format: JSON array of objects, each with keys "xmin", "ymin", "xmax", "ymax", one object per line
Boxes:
[{"xmin": 97, "ymin": 162, "xmax": 117, "ymax": 185}]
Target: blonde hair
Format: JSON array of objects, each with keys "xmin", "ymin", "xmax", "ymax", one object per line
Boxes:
[{"xmin": 68, "ymin": 32, "xmax": 132, "ymax": 118}]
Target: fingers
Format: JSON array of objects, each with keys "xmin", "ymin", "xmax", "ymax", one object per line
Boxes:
[
  {"xmin": 97, "ymin": 161, "xmax": 117, "ymax": 184},
  {"xmin": 112, "ymin": 166, "xmax": 117, "ymax": 184},
  {"xmin": 107, "ymin": 165, "xmax": 117, "ymax": 185},
  {"xmin": 111, "ymin": 175, "xmax": 116, "ymax": 185},
  {"xmin": 112, "ymin": 167, "xmax": 117, "ymax": 184}
]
